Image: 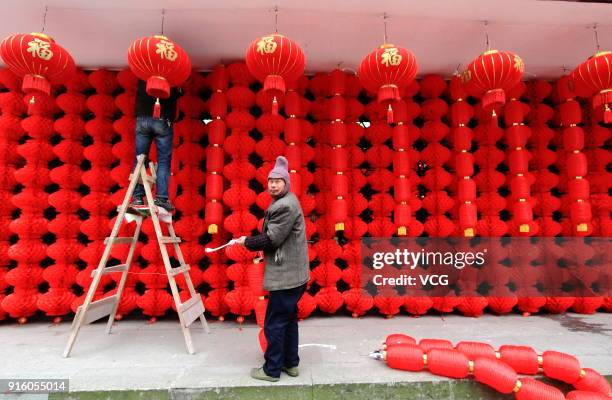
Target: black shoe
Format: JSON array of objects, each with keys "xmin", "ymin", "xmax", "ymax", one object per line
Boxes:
[
  {"xmin": 130, "ymin": 197, "xmax": 144, "ymax": 207},
  {"xmin": 154, "ymin": 197, "xmax": 175, "ymax": 212},
  {"xmin": 250, "ymin": 367, "xmax": 279, "ymax": 382}
]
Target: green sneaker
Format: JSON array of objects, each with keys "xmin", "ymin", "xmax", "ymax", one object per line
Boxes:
[
  {"xmin": 282, "ymin": 366, "xmax": 299, "ymax": 377},
  {"xmin": 250, "ymin": 367, "xmax": 279, "ymax": 382}
]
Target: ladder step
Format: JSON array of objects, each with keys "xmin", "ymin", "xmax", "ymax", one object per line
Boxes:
[
  {"xmin": 119, "ymin": 206, "xmax": 146, "ymax": 217},
  {"xmin": 90, "ymin": 264, "xmax": 128, "ymax": 278},
  {"xmin": 160, "ymin": 236, "xmax": 181, "ymax": 244},
  {"xmin": 168, "ymin": 264, "xmax": 190, "ymax": 277},
  {"xmin": 81, "ymin": 295, "xmax": 119, "ymax": 325},
  {"xmin": 178, "ymin": 296, "xmax": 200, "ymax": 313},
  {"xmin": 179, "ymin": 296, "xmax": 205, "ymax": 328},
  {"xmin": 104, "ymin": 237, "xmax": 134, "ymax": 245}
]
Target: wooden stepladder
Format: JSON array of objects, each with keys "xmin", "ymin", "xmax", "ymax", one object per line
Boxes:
[{"xmin": 63, "ymin": 154, "xmax": 210, "ymax": 357}]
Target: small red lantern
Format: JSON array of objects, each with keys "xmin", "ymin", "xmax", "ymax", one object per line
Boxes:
[
  {"xmin": 570, "ymin": 51, "xmax": 612, "ymax": 124},
  {"xmin": 460, "ymin": 50, "xmax": 525, "ymax": 111},
  {"xmin": 127, "ymin": 35, "xmax": 191, "ymax": 117},
  {"xmin": 0, "ymin": 32, "xmax": 75, "ymax": 111},
  {"xmin": 358, "ymin": 44, "xmax": 418, "ymax": 123},
  {"xmin": 245, "ymin": 33, "xmax": 305, "ymax": 114}
]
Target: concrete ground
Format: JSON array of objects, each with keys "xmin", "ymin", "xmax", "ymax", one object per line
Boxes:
[{"xmin": 0, "ymin": 313, "xmax": 610, "ymax": 400}]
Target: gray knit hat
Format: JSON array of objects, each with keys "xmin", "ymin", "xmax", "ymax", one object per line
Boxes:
[{"xmin": 268, "ymin": 156, "xmax": 290, "ymax": 194}]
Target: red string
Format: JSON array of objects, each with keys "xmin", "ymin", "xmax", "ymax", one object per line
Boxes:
[
  {"xmin": 427, "ymin": 348, "xmax": 470, "ymax": 379},
  {"xmin": 566, "ymin": 391, "xmax": 610, "ymax": 400},
  {"xmin": 499, "ymin": 345, "xmax": 539, "ymax": 375},
  {"xmin": 384, "ymin": 333, "xmax": 416, "ymax": 348},
  {"xmin": 386, "ymin": 343, "xmax": 424, "ymax": 372},
  {"xmin": 574, "ymin": 369, "xmax": 612, "ymax": 396},
  {"xmin": 473, "ymin": 357, "xmax": 518, "ymax": 394},
  {"xmin": 456, "ymin": 341, "xmax": 496, "ymax": 360},
  {"xmin": 516, "ymin": 378, "xmax": 565, "ymax": 400},
  {"xmin": 380, "ymin": 335, "xmax": 612, "ymax": 400},
  {"xmin": 418, "ymin": 338, "xmax": 453, "ymax": 352},
  {"xmin": 542, "ymin": 351, "xmax": 582, "ymax": 385}
]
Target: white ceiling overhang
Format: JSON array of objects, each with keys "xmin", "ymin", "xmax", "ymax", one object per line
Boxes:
[{"xmin": 1, "ymin": 0, "xmax": 611, "ymax": 78}]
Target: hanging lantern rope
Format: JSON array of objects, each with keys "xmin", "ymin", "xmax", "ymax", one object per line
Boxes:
[
  {"xmin": 358, "ymin": 16, "xmax": 417, "ymax": 125},
  {"xmin": 372, "ymin": 334, "xmax": 611, "ymax": 400},
  {"xmin": 245, "ymin": 10, "xmax": 305, "ymax": 116}
]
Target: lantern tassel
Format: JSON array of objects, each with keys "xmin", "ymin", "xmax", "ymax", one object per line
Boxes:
[
  {"xmin": 387, "ymin": 104, "xmax": 394, "ymax": 124},
  {"xmin": 604, "ymin": 103, "xmax": 611, "ymax": 124},
  {"xmin": 153, "ymin": 98, "xmax": 161, "ymax": 119},
  {"xmin": 489, "ymin": 109, "xmax": 498, "ymax": 128},
  {"xmin": 27, "ymin": 95, "xmax": 36, "ymax": 115},
  {"xmin": 272, "ymin": 96, "xmax": 279, "ymax": 115}
]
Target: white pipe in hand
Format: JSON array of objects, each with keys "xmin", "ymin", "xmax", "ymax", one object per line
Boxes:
[{"xmin": 204, "ymin": 239, "xmax": 237, "ymax": 253}]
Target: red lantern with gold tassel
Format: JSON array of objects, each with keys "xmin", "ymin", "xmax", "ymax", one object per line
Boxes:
[
  {"xmin": 245, "ymin": 33, "xmax": 305, "ymax": 115},
  {"xmin": 0, "ymin": 32, "xmax": 75, "ymax": 113},
  {"xmin": 460, "ymin": 50, "xmax": 524, "ymax": 111},
  {"xmin": 358, "ymin": 44, "xmax": 418, "ymax": 124},
  {"xmin": 570, "ymin": 51, "xmax": 611, "ymax": 123},
  {"xmin": 127, "ymin": 35, "xmax": 191, "ymax": 118},
  {"xmin": 328, "ymin": 69, "xmax": 349, "ymax": 231},
  {"xmin": 393, "ymin": 123, "xmax": 412, "ymax": 236}
]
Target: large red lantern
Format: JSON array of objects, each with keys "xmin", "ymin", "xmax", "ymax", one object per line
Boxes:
[
  {"xmin": 127, "ymin": 35, "xmax": 191, "ymax": 117},
  {"xmin": 570, "ymin": 51, "xmax": 612, "ymax": 124},
  {"xmin": 358, "ymin": 44, "xmax": 417, "ymax": 123},
  {"xmin": 0, "ymin": 32, "xmax": 75, "ymax": 109},
  {"xmin": 245, "ymin": 33, "xmax": 305, "ymax": 114},
  {"xmin": 460, "ymin": 50, "xmax": 524, "ymax": 111}
]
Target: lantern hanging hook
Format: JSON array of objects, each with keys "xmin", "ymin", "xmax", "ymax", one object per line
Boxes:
[
  {"xmin": 383, "ymin": 12, "xmax": 389, "ymax": 44},
  {"xmin": 161, "ymin": 9, "xmax": 166, "ymax": 35},
  {"xmin": 591, "ymin": 23, "xmax": 601, "ymax": 52},
  {"xmin": 482, "ymin": 20, "xmax": 490, "ymax": 52},
  {"xmin": 453, "ymin": 63, "xmax": 462, "ymax": 76},
  {"xmin": 41, "ymin": 5, "xmax": 48, "ymax": 33},
  {"xmin": 274, "ymin": 5, "xmax": 279, "ymax": 33}
]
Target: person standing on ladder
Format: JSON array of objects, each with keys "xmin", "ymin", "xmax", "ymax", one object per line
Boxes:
[
  {"xmin": 235, "ymin": 156, "xmax": 310, "ymax": 382},
  {"xmin": 130, "ymin": 79, "xmax": 182, "ymax": 212}
]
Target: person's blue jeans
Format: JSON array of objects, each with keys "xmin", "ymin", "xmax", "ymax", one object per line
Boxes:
[
  {"xmin": 133, "ymin": 115, "xmax": 173, "ymax": 200},
  {"xmin": 263, "ymin": 284, "xmax": 307, "ymax": 378}
]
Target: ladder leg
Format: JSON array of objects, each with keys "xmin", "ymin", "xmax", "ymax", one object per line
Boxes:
[
  {"xmin": 182, "ymin": 320, "xmax": 196, "ymax": 354},
  {"xmin": 167, "ymin": 223, "xmax": 210, "ymax": 334},
  {"xmin": 63, "ymin": 155, "xmax": 146, "ymax": 357},
  {"xmin": 64, "ymin": 223, "xmax": 121, "ymax": 358},
  {"xmin": 63, "ymin": 271, "xmax": 104, "ymax": 357},
  {"xmin": 199, "ymin": 314, "xmax": 211, "ymax": 334},
  {"xmin": 141, "ymin": 166, "xmax": 198, "ymax": 353},
  {"xmin": 106, "ymin": 216, "xmax": 143, "ymax": 334},
  {"xmin": 63, "ymin": 307, "xmax": 84, "ymax": 357}
]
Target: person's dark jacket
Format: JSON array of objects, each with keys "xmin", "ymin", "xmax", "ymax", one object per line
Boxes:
[
  {"xmin": 135, "ymin": 80, "xmax": 181, "ymax": 121},
  {"xmin": 245, "ymin": 192, "xmax": 310, "ymax": 291}
]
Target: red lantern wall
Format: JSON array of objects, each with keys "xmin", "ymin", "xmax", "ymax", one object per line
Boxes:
[
  {"xmin": 0, "ymin": 70, "xmax": 26, "ymax": 321},
  {"xmin": 0, "ymin": 65, "xmax": 609, "ymax": 323}
]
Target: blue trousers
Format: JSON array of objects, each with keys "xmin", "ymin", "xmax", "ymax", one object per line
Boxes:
[
  {"xmin": 263, "ymin": 284, "xmax": 307, "ymax": 378},
  {"xmin": 133, "ymin": 115, "xmax": 173, "ymax": 199}
]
